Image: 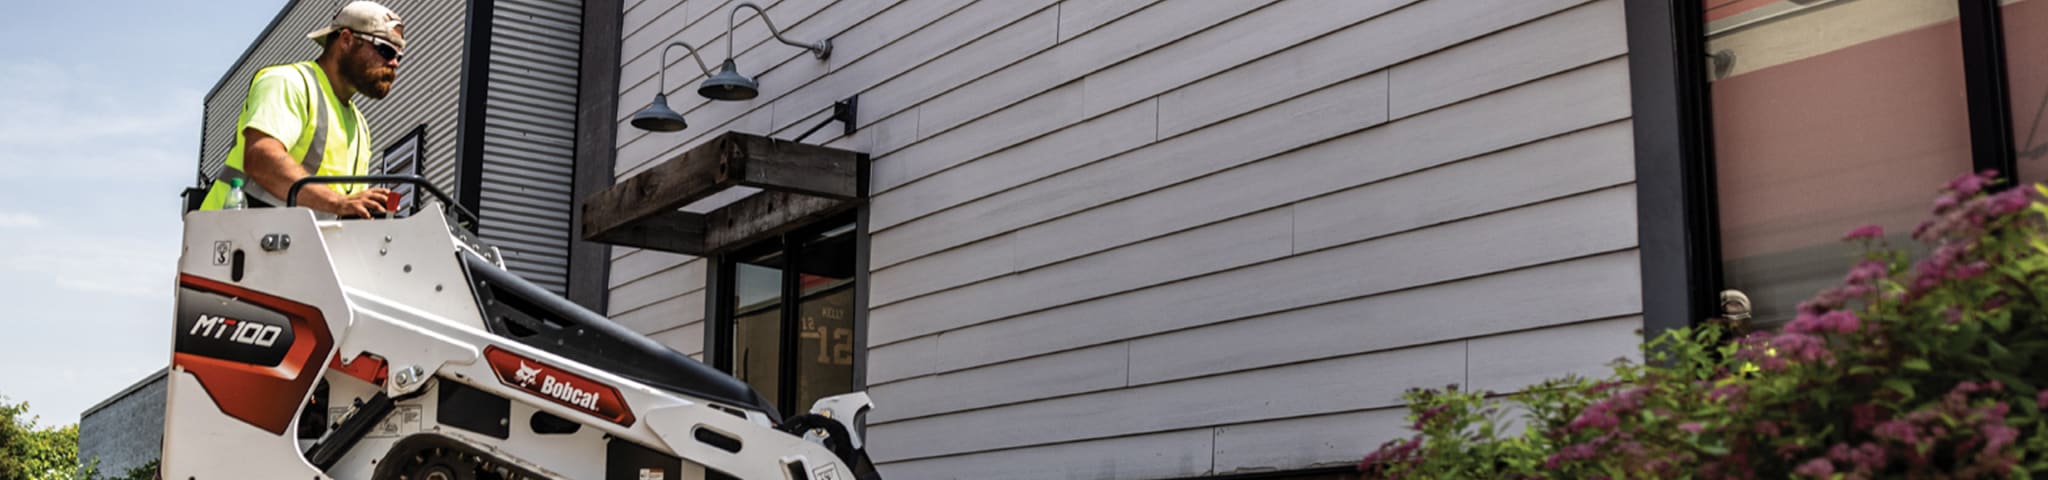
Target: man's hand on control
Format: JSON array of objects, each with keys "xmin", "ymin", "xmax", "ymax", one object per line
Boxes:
[{"xmin": 335, "ymin": 188, "xmax": 395, "ymax": 219}]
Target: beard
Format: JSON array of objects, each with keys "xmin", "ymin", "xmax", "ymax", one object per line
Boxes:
[{"xmin": 341, "ymin": 51, "xmax": 397, "ymax": 99}]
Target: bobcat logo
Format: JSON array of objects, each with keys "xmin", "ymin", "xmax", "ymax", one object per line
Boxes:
[{"xmin": 513, "ymin": 362, "xmax": 542, "ymax": 387}]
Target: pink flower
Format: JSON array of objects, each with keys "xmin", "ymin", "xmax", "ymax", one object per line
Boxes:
[
  {"xmin": 1984, "ymin": 424, "xmax": 2020, "ymax": 453},
  {"xmin": 1544, "ymin": 442, "xmax": 1600, "ymax": 469},
  {"xmin": 1785, "ymin": 311, "xmax": 1859, "ymax": 334},
  {"xmin": 1769, "ymin": 333, "xmax": 1830, "ymax": 362},
  {"xmin": 1952, "ymin": 260, "xmax": 1990, "ymax": 280},
  {"xmin": 1412, "ymin": 404, "xmax": 1451, "ymax": 429},
  {"xmin": 1793, "ymin": 458, "xmax": 1835, "ymax": 478},
  {"xmin": 1828, "ymin": 442, "xmax": 1888, "ymax": 472},
  {"xmin": 1844, "ymin": 260, "xmax": 1888, "ymax": 284},
  {"xmin": 1949, "ymin": 170, "xmax": 1995, "ymax": 196},
  {"xmin": 1842, "ymin": 224, "xmax": 1884, "ymax": 241},
  {"xmin": 2035, "ymin": 390, "xmax": 2048, "ymax": 409},
  {"xmin": 1755, "ymin": 420, "xmax": 1783, "ymax": 437},
  {"xmin": 1873, "ymin": 419, "xmax": 1919, "ymax": 445},
  {"xmin": 1678, "ymin": 422, "xmax": 1704, "ymax": 434},
  {"xmin": 1990, "ymin": 188, "xmax": 2032, "ymax": 215},
  {"xmin": 1933, "ymin": 194, "xmax": 1961, "ymax": 214}
]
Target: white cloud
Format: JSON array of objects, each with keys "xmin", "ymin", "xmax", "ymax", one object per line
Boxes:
[{"xmin": 0, "ymin": 212, "xmax": 41, "ymax": 228}]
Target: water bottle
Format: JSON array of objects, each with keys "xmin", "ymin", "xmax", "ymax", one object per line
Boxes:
[{"xmin": 225, "ymin": 178, "xmax": 247, "ymax": 210}]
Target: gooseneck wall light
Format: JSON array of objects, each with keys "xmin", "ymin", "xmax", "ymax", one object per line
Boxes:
[
  {"xmin": 629, "ymin": 40, "xmax": 718, "ymax": 132},
  {"xmin": 631, "ymin": 2, "xmax": 835, "ymax": 133}
]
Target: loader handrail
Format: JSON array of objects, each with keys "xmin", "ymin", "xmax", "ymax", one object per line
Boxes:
[{"xmin": 285, "ymin": 175, "xmax": 479, "ymax": 226}]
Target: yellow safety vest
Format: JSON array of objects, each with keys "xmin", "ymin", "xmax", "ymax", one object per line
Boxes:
[{"xmin": 200, "ymin": 61, "xmax": 371, "ymax": 210}]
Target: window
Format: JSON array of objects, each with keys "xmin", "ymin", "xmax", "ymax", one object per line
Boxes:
[
  {"xmin": 379, "ymin": 124, "xmax": 426, "ymax": 216},
  {"xmin": 1704, "ymin": 1, "xmax": 1973, "ymax": 326},
  {"xmin": 712, "ymin": 215, "xmax": 861, "ymax": 417},
  {"xmin": 1628, "ymin": 0, "xmax": 2024, "ymax": 331},
  {"xmin": 2008, "ymin": 0, "xmax": 2048, "ymax": 186}
]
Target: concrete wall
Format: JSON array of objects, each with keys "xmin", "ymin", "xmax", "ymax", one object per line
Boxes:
[
  {"xmin": 606, "ymin": 0, "xmax": 1644, "ymax": 477},
  {"xmin": 78, "ymin": 370, "xmax": 166, "ymax": 475}
]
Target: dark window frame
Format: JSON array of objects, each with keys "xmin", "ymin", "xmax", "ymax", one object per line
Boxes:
[
  {"xmin": 1628, "ymin": 0, "xmax": 2023, "ymax": 340},
  {"xmin": 703, "ymin": 210, "xmax": 867, "ymax": 418},
  {"xmin": 378, "ymin": 124, "xmax": 428, "ymax": 216}
]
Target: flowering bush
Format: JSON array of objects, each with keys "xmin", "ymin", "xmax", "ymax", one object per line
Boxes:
[{"xmin": 1360, "ymin": 171, "xmax": 2048, "ymax": 479}]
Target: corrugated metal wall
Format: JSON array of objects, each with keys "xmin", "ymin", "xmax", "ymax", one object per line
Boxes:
[
  {"xmin": 200, "ymin": 0, "xmax": 468, "ymax": 200},
  {"xmin": 478, "ymin": 0, "xmax": 584, "ymax": 294}
]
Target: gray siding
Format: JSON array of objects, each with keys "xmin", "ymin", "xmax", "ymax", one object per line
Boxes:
[
  {"xmin": 479, "ymin": 0, "xmax": 585, "ymax": 293},
  {"xmin": 607, "ymin": 0, "xmax": 1642, "ymax": 476},
  {"xmin": 200, "ymin": 0, "xmax": 468, "ymax": 196},
  {"xmin": 78, "ymin": 371, "xmax": 167, "ymax": 475}
]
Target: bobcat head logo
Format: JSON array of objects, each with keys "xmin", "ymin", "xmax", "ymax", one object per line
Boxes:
[{"xmin": 514, "ymin": 362, "xmax": 542, "ymax": 387}]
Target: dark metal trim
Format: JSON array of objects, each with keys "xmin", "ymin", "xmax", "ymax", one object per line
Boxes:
[
  {"xmin": 705, "ymin": 254, "xmax": 734, "ymax": 372},
  {"xmin": 1960, "ymin": 0, "xmax": 2020, "ymax": 186},
  {"xmin": 197, "ymin": 103, "xmax": 211, "ymax": 188},
  {"xmin": 454, "ymin": 0, "xmax": 498, "ymax": 226},
  {"xmin": 570, "ymin": 0, "xmax": 624, "ymax": 313},
  {"xmin": 1625, "ymin": 0, "xmax": 1721, "ymax": 342},
  {"xmin": 851, "ymin": 154, "xmax": 870, "ymax": 390},
  {"xmin": 379, "ymin": 124, "xmax": 429, "ymax": 170},
  {"xmin": 777, "ymin": 235, "xmax": 804, "ymax": 416}
]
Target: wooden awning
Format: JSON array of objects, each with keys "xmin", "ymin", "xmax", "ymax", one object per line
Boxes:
[{"xmin": 581, "ymin": 131, "xmax": 865, "ymax": 255}]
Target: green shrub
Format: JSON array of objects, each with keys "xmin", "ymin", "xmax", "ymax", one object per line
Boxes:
[{"xmin": 1360, "ymin": 172, "xmax": 2048, "ymax": 479}]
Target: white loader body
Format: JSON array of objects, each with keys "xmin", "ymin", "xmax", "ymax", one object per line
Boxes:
[{"xmin": 164, "ymin": 199, "xmax": 874, "ymax": 480}]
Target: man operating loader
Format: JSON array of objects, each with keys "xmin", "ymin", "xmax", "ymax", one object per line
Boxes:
[{"xmin": 199, "ymin": 1, "xmax": 405, "ymax": 219}]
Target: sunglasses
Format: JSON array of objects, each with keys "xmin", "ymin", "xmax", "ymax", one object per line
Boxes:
[{"xmin": 357, "ymin": 33, "xmax": 403, "ymax": 62}]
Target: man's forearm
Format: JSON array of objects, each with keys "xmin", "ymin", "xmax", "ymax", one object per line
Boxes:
[{"xmin": 242, "ymin": 128, "xmax": 344, "ymax": 212}]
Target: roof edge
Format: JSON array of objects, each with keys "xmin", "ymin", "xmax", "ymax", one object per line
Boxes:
[{"xmin": 78, "ymin": 367, "xmax": 170, "ymax": 420}]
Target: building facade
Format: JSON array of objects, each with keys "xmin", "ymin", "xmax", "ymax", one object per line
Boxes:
[
  {"xmin": 601, "ymin": 0, "xmax": 1640, "ymax": 476},
  {"xmin": 590, "ymin": 0, "xmax": 2048, "ymax": 477},
  {"xmin": 87, "ymin": 0, "xmax": 2048, "ymax": 478}
]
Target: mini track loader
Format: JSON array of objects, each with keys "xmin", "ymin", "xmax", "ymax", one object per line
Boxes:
[{"xmin": 163, "ymin": 176, "xmax": 879, "ymax": 479}]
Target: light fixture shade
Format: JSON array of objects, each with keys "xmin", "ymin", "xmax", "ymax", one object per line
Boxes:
[
  {"xmin": 630, "ymin": 94, "xmax": 687, "ymax": 132},
  {"xmin": 698, "ymin": 59, "xmax": 759, "ymax": 101}
]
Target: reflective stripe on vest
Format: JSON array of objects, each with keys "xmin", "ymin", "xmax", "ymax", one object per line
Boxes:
[{"xmin": 216, "ymin": 63, "xmax": 332, "ymax": 207}]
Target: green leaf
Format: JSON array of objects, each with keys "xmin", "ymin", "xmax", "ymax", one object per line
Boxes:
[
  {"xmin": 1883, "ymin": 379, "xmax": 1916, "ymax": 399},
  {"xmin": 1902, "ymin": 358, "xmax": 1931, "ymax": 371}
]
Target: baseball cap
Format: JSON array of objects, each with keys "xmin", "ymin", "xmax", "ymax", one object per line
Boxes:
[{"xmin": 307, "ymin": 1, "xmax": 407, "ymax": 49}]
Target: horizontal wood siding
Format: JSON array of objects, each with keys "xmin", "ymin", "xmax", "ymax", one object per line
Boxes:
[{"xmin": 604, "ymin": 0, "xmax": 1639, "ymax": 476}]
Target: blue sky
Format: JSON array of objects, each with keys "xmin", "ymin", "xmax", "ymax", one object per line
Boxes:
[{"xmin": 0, "ymin": 0, "xmax": 285, "ymax": 426}]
